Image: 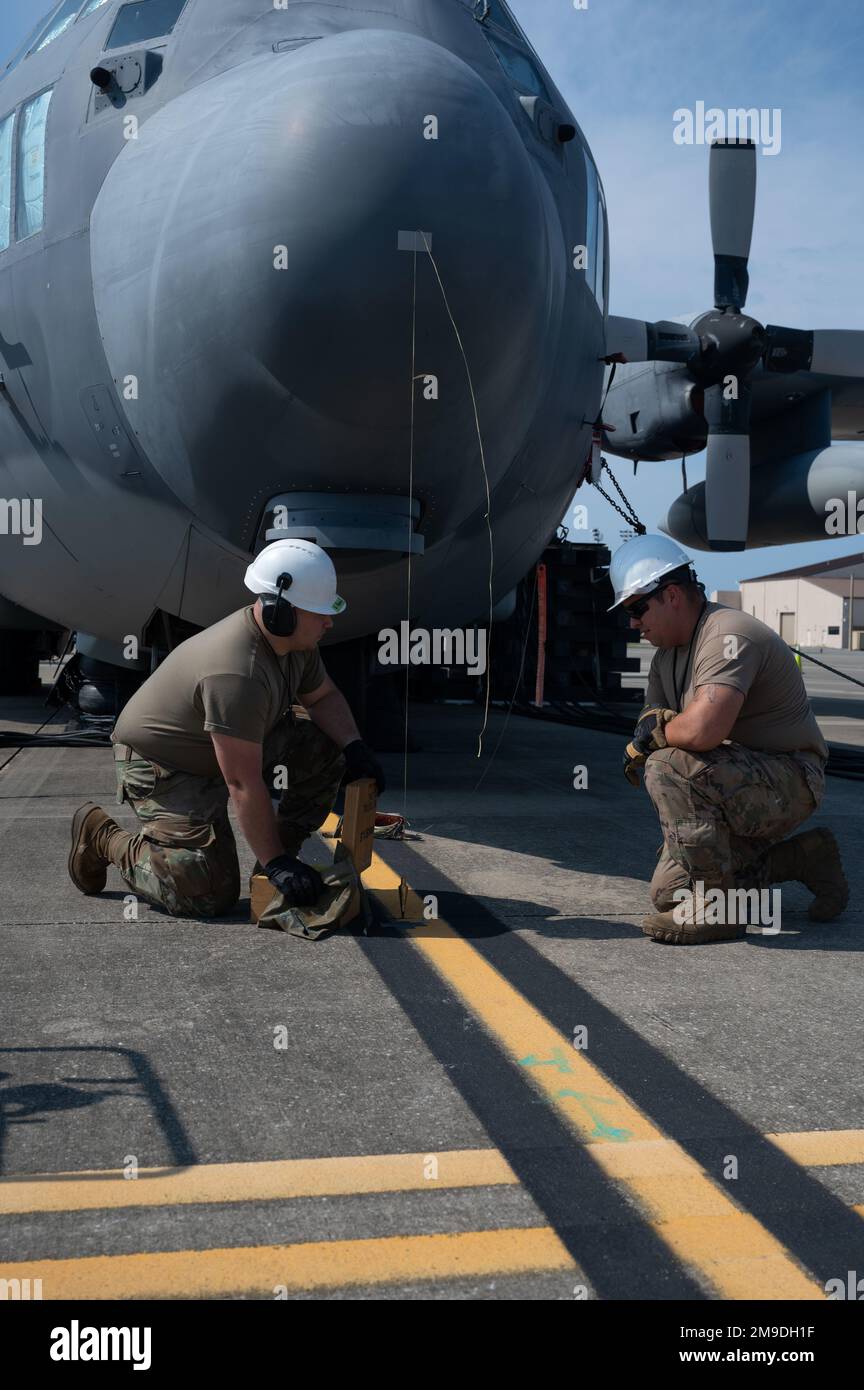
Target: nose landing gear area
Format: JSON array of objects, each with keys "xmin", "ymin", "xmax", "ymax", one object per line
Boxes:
[{"xmin": 0, "ymin": 695, "xmax": 862, "ymax": 1305}]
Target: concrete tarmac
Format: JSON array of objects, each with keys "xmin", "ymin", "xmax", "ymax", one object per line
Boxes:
[{"xmin": 0, "ymin": 671, "xmax": 862, "ymax": 1300}]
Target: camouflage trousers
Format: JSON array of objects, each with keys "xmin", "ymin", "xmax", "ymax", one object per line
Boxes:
[
  {"xmin": 643, "ymin": 742, "xmax": 825, "ymax": 911},
  {"xmin": 110, "ymin": 719, "xmax": 345, "ymax": 919}
]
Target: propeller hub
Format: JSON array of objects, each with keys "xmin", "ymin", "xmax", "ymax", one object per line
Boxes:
[{"xmin": 689, "ymin": 310, "xmax": 765, "ymax": 383}]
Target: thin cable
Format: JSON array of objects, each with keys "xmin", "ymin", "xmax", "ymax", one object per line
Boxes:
[
  {"xmin": 0, "ymin": 704, "xmax": 70, "ymax": 774},
  {"xmin": 511, "ymin": 700, "xmax": 864, "ymax": 780},
  {"xmin": 402, "ymin": 246, "xmax": 418, "ymax": 823},
  {"xmin": 0, "ymin": 642, "xmax": 82, "ymax": 770},
  {"xmin": 420, "ymin": 232, "xmax": 494, "ymax": 758},
  {"xmin": 793, "ymin": 648, "xmax": 864, "ymax": 690},
  {"xmin": 471, "ymin": 566, "xmax": 539, "ymax": 793}
]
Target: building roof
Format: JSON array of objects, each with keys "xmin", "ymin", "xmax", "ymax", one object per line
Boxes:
[
  {"xmin": 740, "ymin": 550, "xmax": 864, "ymax": 583},
  {"xmin": 803, "ymin": 578, "xmax": 854, "ymax": 597}
]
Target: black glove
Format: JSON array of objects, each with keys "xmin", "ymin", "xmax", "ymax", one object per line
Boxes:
[
  {"xmin": 342, "ymin": 739, "xmax": 386, "ymax": 796},
  {"xmin": 622, "ymin": 707, "xmax": 676, "ymax": 787},
  {"xmin": 632, "ymin": 708, "xmax": 667, "ymax": 752},
  {"xmin": 264, "ymin": 855, "xmax": 325, "ymax": 907}
]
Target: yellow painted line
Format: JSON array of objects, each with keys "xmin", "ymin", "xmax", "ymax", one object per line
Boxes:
[
  {"xmin": 0, "ymin": 1227, "xmax": 573, "ymax": 1299},
  {"xmin": 0, "ymin": 1149, "xmax": 516, "ymax": 1217},
  {"xmin": 767, "ymin": 1130, "xmax": 864, "ymax": 1167},
  {"xmin": 3, "ymin": 1133, "xmax": 860, "ymax": 1219},
  {"xmin": 586, "ymin": 1132, "xmax": 864, "ymax": 1176},
  {"xmin": 362, "ymin": 855, "xmax": 826, "ymax": 1301}
]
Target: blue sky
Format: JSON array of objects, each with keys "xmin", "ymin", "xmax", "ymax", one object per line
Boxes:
[
  {"xmin": 1, "ymin": 1, "xmax": 51, "ymax": 59},
  {"xmin": 2, "ymin": 1, "xmax": 862, "ymax": 593},
  {"xmin": 508, "ymin": 0, "xmax": 864, "ymax": 591}
]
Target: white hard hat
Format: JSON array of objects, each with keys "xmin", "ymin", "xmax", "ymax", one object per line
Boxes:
[
  {"xmin": 244, "ymin": 539, "xmax": 346, "ymax": 615},
  {"xmin": 607, "ymin": 534, "xmax": 696, "ymax": 611}
]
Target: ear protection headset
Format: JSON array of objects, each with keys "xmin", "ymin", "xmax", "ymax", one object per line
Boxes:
[{"xmin": 260, "ymin": 572, "xmax": 297, "ymax": 637}]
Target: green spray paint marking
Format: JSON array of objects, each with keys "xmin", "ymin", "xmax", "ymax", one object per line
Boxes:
[
  {"xmin": 556, "ymin": 1090, "xmax": 631, "ymax": 1142},
  {"xmin": 518, "ymin": 1054, "xmax": 631, "ymax": 1141},
  {"xmin": 518, "ymin": 1048, "xmax": 574, "ymax": 1075}
]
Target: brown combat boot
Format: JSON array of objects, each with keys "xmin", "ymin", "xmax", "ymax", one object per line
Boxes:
[
  {"xmin": 642, "ymin": 881, "xmax": 746, "ymax": 945},
  {"xmin": 760, "ymin": 828, "xmax": 848, "ymax": 922},
  {"xmin": 68, "ymin": 802, "xmax": 124, "ymax": 895}
]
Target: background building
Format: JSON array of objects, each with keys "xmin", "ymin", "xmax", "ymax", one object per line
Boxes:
[
  {"xmin": 730, "ymin": 552, "xmax": 864, "ymax": 650},
  {"xmin": 711, "ymin": 589, "xmax": 742, "ymax": 611}
]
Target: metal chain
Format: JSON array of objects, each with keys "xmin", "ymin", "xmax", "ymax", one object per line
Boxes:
[{"xmin": 591, "ymin": 458, "xmax": 646, "ymax": 534}]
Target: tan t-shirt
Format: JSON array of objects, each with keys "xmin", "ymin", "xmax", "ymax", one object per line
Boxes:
[
  {"xmin": 112, "ymin": 607, "xmax": 327, "ymax": 778},
  {"xmin": 644, "ymin": 602, "xmax": 828, "ymax": 761}
]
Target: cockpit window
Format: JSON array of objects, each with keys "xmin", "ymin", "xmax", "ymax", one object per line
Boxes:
[
  {"xmin": 30, "ymin": 0, "xmax": 82, "ymax": 54},
  {"xmin": 16, "ymin": 89, "xmax": 53, "ymax": 240},
  {"xmin": 104, "ymin": 0, "xmax": 188, "ymax": 51},
  {"xmin": 1, "ymin": 3, "xmax": 111, "ymax": 81},
  {"xmin": 486, "ymin": 33, "xmax": 550, "ymax": 103},
  {"xmin": 3, "ymin": 7, "xmax": 58, "ymax": 77},
  {"xmin": 584, "ymin": 152, "xmax": 607, "ymax": 312},
  {"xmin": 0, "ymin": 113, "xmax": 13, "ymax": 251},
  {"xmin": 596, "ymin": 184, "xmax": 607, "ymax": 310}
]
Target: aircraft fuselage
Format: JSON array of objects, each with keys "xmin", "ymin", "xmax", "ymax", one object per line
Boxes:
[{"xmin": 0, "ymin": 0, "xmax": 608, "ymax": 650}]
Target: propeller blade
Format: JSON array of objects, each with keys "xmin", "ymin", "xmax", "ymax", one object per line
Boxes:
[
  {"xmin": 810, "ymin": 330, "xmax": 864, "ymax": 378},
  {"xmin": 604, "ymin": 316, "xmax": 700, "ymax": 364},
  {"xmin": 710, "ymin": 140, "xmax": 756, "ymax": 310},
  {"xmin": 703, "ymin": 380, "xmax": 752, "ymax": 550},
  {"xmin": 763, "ymin": 326, "xmax": 864, "ymax": 378}
]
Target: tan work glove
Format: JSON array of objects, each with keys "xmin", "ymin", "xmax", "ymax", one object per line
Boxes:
[{"xmin": 623, "ymin": 707, "xmax": 677, "ymax": 787}]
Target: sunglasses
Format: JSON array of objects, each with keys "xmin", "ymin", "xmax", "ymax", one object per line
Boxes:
[{"xmin": 626, "ymin": 584, "xmax": 670, "ymax": 619}]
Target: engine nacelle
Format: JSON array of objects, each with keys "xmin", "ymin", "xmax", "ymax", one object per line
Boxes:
[
  {"xmin": 663, "ymin": 443, "xmax": 864, "ymax": 550},
  {"xmin": 601, "ymin": 362, "xmax": 706, "ymax": 462}
]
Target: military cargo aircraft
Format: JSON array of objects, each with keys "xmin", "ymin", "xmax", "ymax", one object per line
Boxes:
[
  {"xmin": 0, "ymin": 1, "xmax": 860, "ymax": 705},
  {"xmin": 0, "ymin": 0, "xmax": 609, "ymax": 699}
]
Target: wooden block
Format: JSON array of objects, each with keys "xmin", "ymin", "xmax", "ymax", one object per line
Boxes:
[
  {"xmin": 250, "ymin": 776, "xmax": 376, "ymax": 926},
  {"xmin": 250, "ymin": 873, "xmax": 278, "ymax": 923},
  {"xmin": 251, "ymin": 871, "xmax": 362, "ymax": 929},
  {"xmin": 341, "ymin": 777, "xmax": 377, "ymax": 874}
]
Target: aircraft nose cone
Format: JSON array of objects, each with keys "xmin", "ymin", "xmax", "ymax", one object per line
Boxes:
[
  {"xmin": 91, "ymin": 30, "xmax": 553, "ymax": 545},
  {"xmin": 252, "ymin": 33, "xmax": 549, "ymax": 429}
]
